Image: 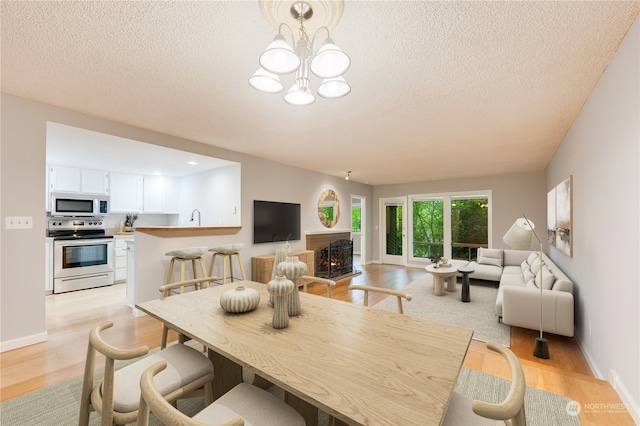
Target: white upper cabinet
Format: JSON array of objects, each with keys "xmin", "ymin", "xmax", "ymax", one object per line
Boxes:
[
  {"xmin": 81, "ymin": 169, "xmax": 110, "ymax": 195},
  {"xmin": 49, "ymin": 165, "xmax": 81, "ymax": 192},
  {"xmin": 163, "ymin": 176, "xmax": 180, "ymax": 214},
  {"xmin": 142, "ymin": 175, "xmax": 165, "ymax": 213},
  {"xmin": 110, "ymin": 173, "xmax": 143, "ymax": 213},
  {"xmin": 48, "ymin": 165, "xmax": 109, "ymax": 195}
]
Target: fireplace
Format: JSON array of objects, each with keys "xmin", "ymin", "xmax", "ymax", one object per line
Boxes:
[{"xmin": 316, "ymin": 239, "xmax": 353, "ymax": 279}]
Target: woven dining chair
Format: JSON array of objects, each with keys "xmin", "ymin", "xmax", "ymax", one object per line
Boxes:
[
  {"xmin": 348, "ymin": 284, "xmax": 412, "ymax": 314},
  {"xmin": 138, "ymin": 360, "xmax": 305, "ymax": 426},
  {"xmin": 298, "ymin": 275, "xmax": 336, "ymax": 298},
  {"xmin": 443, "ymin": 341, "xmax": 527, "ymax": 426},
  {"xmin": 158, "ymin": 276, "xmax": 219, "ymax": 349},
  {"xmin": 78, "ymin": 321, "xmax": 214, "ymax": 426}
]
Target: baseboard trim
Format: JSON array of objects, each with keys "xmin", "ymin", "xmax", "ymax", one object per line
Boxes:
[
  {"xmin": 576, "ymin": 335, "xmax": 639, "ymax": 424},
  {"xmin": 609, "ymin": 369, "xmax": 639, "ymax": 425},
  {"xmin": 0, "ymin": 331, "xmax": 48, "ymax": 353}
]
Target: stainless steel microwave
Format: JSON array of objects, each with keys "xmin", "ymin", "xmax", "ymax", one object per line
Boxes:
[{"xmin": 50, "ymin": 192, "xmax": 109, "ymax": 217}]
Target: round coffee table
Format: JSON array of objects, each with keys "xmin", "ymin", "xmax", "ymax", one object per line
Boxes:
[
  {"xmin": 425, "ymin": 264, "xmax": 458, "ymax": 296},
  {"xmin": 457, "ymin": 266, "xmax": 475, "ymax": 302}
]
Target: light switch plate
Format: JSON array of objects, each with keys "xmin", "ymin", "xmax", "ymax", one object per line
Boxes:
[{"xmin": 5, "ymin": 216, "xmax": 33, "ymax": 229}]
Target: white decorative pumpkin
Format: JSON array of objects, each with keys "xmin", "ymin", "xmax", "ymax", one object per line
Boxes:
[{"xmin": 220, "ymin": 286, "xmax": 260, "ymax": 313}]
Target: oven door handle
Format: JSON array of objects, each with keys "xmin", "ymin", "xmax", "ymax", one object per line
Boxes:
[{"xmin": 54, "ymin": 239, "xmax": 113, "ymax": 246}]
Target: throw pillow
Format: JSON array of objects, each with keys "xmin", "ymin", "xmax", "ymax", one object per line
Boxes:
[
  {"xmin": 523, "ymin": 268, "xmax": 535, "ymax": 283},
  {"xmin": 477, "ymin": 248, "xmax": 503, "ymax": 267},
  {"xmin": 527, "ymin": 251, "xmax": 538, "ymax": 265},
  {"xmin": 530, "ymin": 257, "xmax": 542, "ymax": 275},
  {"xmin": 526, "ymin": 279, "xmax": 537, "ymax": 288},
  {"xmin": 534, "ymin": 264, "xmax": 556, "ymax": 290},
  {"xmin": 520, "ymin": 260, "xmax": 529, "ymax": 273}
]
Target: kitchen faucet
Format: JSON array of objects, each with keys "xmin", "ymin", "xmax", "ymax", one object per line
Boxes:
[{"xmin": 190, "ymin": 209, "xmax": 201, "ymax": 226}]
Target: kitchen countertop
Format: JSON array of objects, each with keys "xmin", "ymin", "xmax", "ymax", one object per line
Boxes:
[{"xmin": 134, "ymin": 225, "xmax": 241, "ymax": 236}]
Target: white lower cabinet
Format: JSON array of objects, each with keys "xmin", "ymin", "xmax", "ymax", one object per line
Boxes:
[
  {"xmin": 45, "ymin": 237, "xmax": 54, "ymax": 293},
  {"xmin": 114, "ymin": 236, "xmax": 129, "ymax": 283}
]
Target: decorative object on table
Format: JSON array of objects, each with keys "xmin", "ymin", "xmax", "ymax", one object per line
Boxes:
[
  {"xmin": 219, "ymin": 286, "xmax": 260, "ymax": 313},
  {"xmin": 124, "ymin": 213, "xmax": 138, "ymax": 232},
  {"xmin": 547, "ymin": 175, "xmax": 573, "ymax": 257},
  {"xmin": 277, "ymin": 256, "xmax": 307, "ymax": 316},
  {"xmin": 267, "ymin": 275, "xmax": 294, "ymax": 329},
  {"xmin": 502, "ymin": 214, "xmax": 549, "ymax": 359},
  {"xmin": 269, "ymin": 244, "xmax": 289, "ymax": 304},
  {"xmin": 429, "ymin": 256, "xmax": 442, "ymax": 268}
]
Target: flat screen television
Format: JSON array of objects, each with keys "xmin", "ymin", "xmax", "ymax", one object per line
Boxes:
[{"xmin": 253, "ymin": 200, "xmax": 301, "ymax": 244}]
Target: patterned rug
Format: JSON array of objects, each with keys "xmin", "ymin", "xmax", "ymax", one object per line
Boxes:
[{"xmin": 373, "ymin": 272, "xmax": 511, "ymax": 346}]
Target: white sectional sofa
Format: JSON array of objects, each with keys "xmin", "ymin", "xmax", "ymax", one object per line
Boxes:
[{"xmin": 463, "ymin": 248, "xmax": 575, "ymax": 337}]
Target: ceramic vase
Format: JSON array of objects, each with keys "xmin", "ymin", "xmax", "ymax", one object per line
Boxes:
[
  {"xmin": 219, "ymin": 286, "xmax": 260, "ymax": 313},
  {"xmin": 270, "ymin": 245, "xmax": 289, "ymax": 304},
  {"xmin": 267, "ymin": 275, "xmax": 294, "ymax": 329},
  {"xmin": 277, "ymin": 256, "xmax": 307, "ymax": 317}
]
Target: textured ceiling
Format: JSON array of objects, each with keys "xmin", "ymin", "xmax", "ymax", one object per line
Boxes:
[{"xmin": 2, "ymin": 1, "xmax": 638, "ymax": 185}]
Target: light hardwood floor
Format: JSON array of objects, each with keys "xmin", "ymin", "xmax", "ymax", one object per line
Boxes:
[{"xmin": 0, "ymin": 260, "xmax": 634, "ymax": 425}]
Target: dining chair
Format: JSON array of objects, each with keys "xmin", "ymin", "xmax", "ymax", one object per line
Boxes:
[
  {"xmin": 158, "ymin": 276, "xmax": 219, "ymax": 349},
  {"xmin": 443, "ymin": 341, "xmax": 527, "ymax": 426},
  {"xmin": 348, "ymin": 284, "xmax": 412, "ymax": 314},
  {"xmin": 79, "ymin": 321, "xmax": 214, "ymax": 426},
  {"xmin": 298, "ymin": 275, "xmax": 336, "ymax": 298},
  {"xmin": 138, "ymin": 360, "xmax": 306, "ymax": 426}
]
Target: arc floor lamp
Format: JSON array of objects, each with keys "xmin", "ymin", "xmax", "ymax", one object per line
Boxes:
[{"xmin": 503, "ymin": 214, "xmax": 550, "ymax": 359}]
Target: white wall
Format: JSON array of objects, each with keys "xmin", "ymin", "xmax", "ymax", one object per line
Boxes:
[
  {"xmin": 0, "ymin": 93, "xmax": 373, "ymax": 351},
  {"xmin": 178, "ymin": 164, "xmax": 242, "ymax": 227},
  {"xmin": 545, "ymin": 16, "xmax": 639, "ymax": 422}
]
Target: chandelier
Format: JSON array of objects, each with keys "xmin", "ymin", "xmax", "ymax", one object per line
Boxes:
[{"xmin": 249, "ymin": 1, "xmax": 351, "ymax": 106}]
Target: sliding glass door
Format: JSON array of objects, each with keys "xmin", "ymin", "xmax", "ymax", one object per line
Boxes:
[{"xmin": 381, "ymin": 197, "xmax": 407, "ymax": 265}]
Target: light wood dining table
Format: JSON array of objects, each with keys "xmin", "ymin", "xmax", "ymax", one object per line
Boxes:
[{"xmin": 136, "ymin": 280, "xmax": 473, "ymax": 426}]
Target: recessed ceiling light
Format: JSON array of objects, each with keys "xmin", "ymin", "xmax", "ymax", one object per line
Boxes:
[
  {"xmin": 187, "ymin": 161, "xmax": 198, "ymax": 165},
  {"xmin": 152, "ymin": 171, "xmax": 162, "ymax": 176}
]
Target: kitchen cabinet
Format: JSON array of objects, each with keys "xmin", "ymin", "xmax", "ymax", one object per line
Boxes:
[
  {"xmin": 45, "ymin": 237, "xmax": 54, "ymax": 293},
  {"xmin": 126, "ymin": 240, "xmax": 135, "ymax": 308},
  {"xmin": 81, "ymin": 169, "xmax": 110, "ymax": 195},
  {"xmin": 143, "ymin": 175, "xmax": 165, "ymax": 213},
  {"xmin": 114, "ymin": 236, "xmax": 129, "ymax": 283},
  {"xmin": 110, "ymin": 172, "xmax": 143, "ymax": 213},
  {"xmin": 49, "ymin": 165, "xmax": 82, "ymax": 193},
  {"xmin": 163, "ymin": 176, "xmax": 180, "ymax": 214}
]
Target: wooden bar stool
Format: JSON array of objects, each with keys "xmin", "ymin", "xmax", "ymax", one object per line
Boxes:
[
  {"xmin": 164, "ymin": 247, "xmax": 209, "ymax": 292},
  {"xmin": 208, "ymin": 244, "xmax": 246, "ymax": 284}
]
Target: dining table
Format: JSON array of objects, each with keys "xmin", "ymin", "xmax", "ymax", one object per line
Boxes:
[{"xmin": 136, "ymin": 280, "xmax": 474, "ymax": 426}]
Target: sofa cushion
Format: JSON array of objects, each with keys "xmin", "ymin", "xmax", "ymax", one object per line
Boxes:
[
  {"xmin": 466, "ymin": 261, "xmax": 502, "ymax": 282},
  {"xmin": 502, "ymin": 265, "xmax": 521, "ymax": 276},
  {"xmin": 477, "ymin": 248, "xmax": 503, "ymax": 267},
  {"xmin": 534, "ymin": 264, "xmax": 556, "ymax": 290}
]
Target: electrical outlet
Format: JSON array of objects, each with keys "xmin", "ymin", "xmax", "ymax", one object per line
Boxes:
[{"xmin": 5, "ymin": 216, "xmax": 33, "ymax": 229}]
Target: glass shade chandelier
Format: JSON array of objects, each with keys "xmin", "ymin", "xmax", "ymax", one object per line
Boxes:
[{"xmin": 249, "ymin": 1, "xmax": 351, "ymax": 106}]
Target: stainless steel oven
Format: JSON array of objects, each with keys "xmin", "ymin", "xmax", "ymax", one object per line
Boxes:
[{"xmin": 49, "ymin": 219, "xmax": 114, "ymax": 293}]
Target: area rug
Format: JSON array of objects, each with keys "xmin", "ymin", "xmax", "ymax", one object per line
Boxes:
[
  {"xmin": 0, "ymin": 366, "xmax": 579, "ymax": 425},
  {"xmin": 373, "ymin": 273, "xmax": 511, "ymax": 346}
]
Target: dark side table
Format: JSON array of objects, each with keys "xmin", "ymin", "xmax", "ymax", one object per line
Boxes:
[{"xmin": 457, "ymin": 266, "xmax": 475, "ymax": 302}]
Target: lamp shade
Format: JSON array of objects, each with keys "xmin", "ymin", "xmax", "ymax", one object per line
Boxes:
[
  {"xmin": 310, "ymin": 38, "xmax": 350, "ymax": 78},
  {"xmin": 503, "ymin": 217, "xmax": 535, "ymax": 250},
  {"xmin": 259, "ymin": 34, "xmax": 301, "ymax": 75},
  {"xmin": 284, "ymin": 82, "xmax": 315, "ymax": 106},
  {"xmin": 248, "ymin": 68, "xmax": 284, "ymax": 93},
  {"xmin": 317, "ymin": 76, "xmax": 351, "ymax": 99}
]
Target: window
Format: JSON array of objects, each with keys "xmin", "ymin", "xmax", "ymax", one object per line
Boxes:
[
  {"xmin": 412, "ymin": 197, "xmax": 444, "ymax": 258},
  {"xmin": 451, "ymin": 195, "xmax": 489, "ymax": 261},
  {"xmin": 409, "ymin": 192, "xmax": 490, "ymax": 263},
  {"xmin": 351, "ymin": 205, "xmax": 361, "ymax": 233}
]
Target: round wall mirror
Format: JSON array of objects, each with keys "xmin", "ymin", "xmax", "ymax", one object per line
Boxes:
[{"xmin": 318, "ymin": 189, "xmax": 340, "ymax": 228}]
